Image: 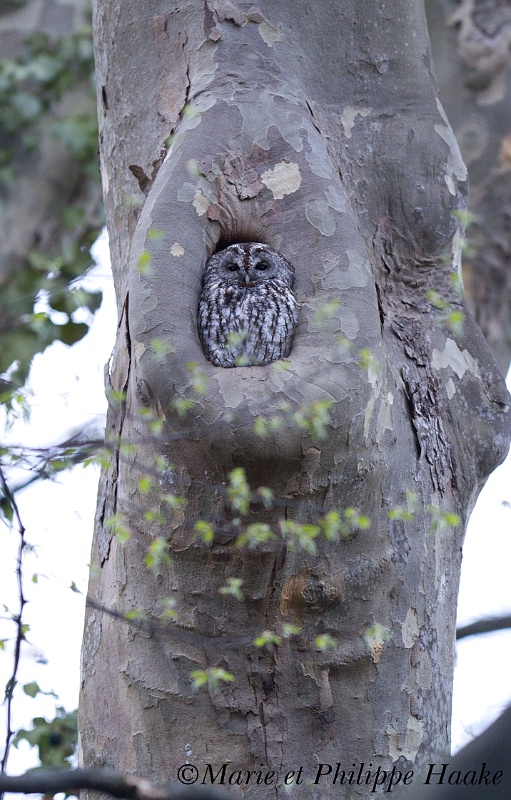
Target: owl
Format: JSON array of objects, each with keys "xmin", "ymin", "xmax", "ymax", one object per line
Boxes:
[{"xmin": 198, "ymin": 242, "xmax": 299, "ymax": 367}]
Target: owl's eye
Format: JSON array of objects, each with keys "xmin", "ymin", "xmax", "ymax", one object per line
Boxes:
[
  {"xmin": 226, "ymin": 263, "xmax": 240, "ymax": 272},
  {"xmin": 255, "ymin": 260, "xmax": 270, "ymax": 271}
]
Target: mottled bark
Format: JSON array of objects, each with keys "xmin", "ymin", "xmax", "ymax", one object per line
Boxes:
[
  {"xmin": 427, "ymin": 0, "xmax": 511, "ymax": 375},
  {"xmin": 81, "ymin": 3, "xmax": 510, "ymax": 798}
]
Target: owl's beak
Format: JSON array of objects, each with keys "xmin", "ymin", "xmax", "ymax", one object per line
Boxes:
[{"xmin": 244, "ymin": 272, "xmax": 250, "ymax": 285}]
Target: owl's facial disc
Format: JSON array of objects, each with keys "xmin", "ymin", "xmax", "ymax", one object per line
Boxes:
[
  {"xmin": 199, "ymin": 242, "xmax": 297, "ymax": 367},
  {"xmin": 254, "ymin": 259, "xmax": 270, "ymax": 271},
  {"xmin": 246, "ymin": 259, "xmax": 273, "ymax": 284}
]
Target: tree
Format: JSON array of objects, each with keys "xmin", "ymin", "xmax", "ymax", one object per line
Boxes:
[
  {"xmin": 0, "ymin": 0, "xmax": 103, "ymax": 776},
  {"xmin": 1, "ymin": 1, "xmax": 511, "ymax": 798},
  {"xmin": 426, "ymin": 0, "xmax": 511, "ymax": 376},
  {"xmin": 0, "ymin": 0, "xmax": 103, "ymax": 405},
  {"xmin": 77, "ymin": 2, "xmax": 511, "ymax": 797}
]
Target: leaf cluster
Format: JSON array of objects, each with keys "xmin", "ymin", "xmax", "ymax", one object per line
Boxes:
[
  {"xmin": 0, "ymin": 24, "xmax": 103, "ymax": 405},
  {"xmin": 14, "ymin": 706, "xmax": 77, "ymax": 773},
  {"xmin": 0, "ymin": 28, "xmax": 95, "ymax": 151}
]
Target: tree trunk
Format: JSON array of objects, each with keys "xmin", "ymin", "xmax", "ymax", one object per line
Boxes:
[
  {"xmin": 80, "ymin": 2, "xmax": 511, "ymax": 797},
  {"xmin": 426, "ymin": 0, "xmax": 511, "ymax": 376}
]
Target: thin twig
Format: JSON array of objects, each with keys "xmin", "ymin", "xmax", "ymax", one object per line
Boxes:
[
  {"xmin": 0, "ymin": 466, "xmax": 28, "ymax": 775},
  {"xmin": 2, "ymin": 430, "xmax": 323, "ymax": 518},
  {"xmin": 86, "ymin": 598, "xmax": 253, "ymax": 652}
]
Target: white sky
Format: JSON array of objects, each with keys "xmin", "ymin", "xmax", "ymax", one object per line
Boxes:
[{"xmin": 0, "ymin": 229, "xmax": 510, "ymax": 776}]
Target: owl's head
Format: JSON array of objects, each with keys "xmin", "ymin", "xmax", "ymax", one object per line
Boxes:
[{"xmin": 203, "ymin": 243, "xmax": 294, "ymax": 288}]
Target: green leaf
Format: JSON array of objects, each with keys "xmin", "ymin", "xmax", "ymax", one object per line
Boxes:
[
  {"xmin": 236, "ymin": 523, "xmax": 273, "ymax": 549},
  {"xmin": 279, "ymin": 520, "xmax": 320, "ymax": 554},
  {"xmin": 256, "ymin": 486, "xmax": 274, "ymax": 509},
  {"xmin": 293, "ymin": 400, "xmax": 332, "ymax": 440},
  {"xmin": 137, "ymin": 250, "xmax": 152, "ymax": 274},
  {"xmin": 282, "ymin": 624, "xmax": 301, "ymax": 638},
  {"xmin": 145, "ymin": 538, "xmax": 172, "ymax": 570},
  {"xmin": 23, "ymin": 681, "xmax": 41, "ymax": 698},
  {"xmin": 159, "ymin": 597, "xmax": 178, "ymax": 621},
  {"xmin": 227, "ymin": 467, "xmax": 251, "ymax": 515},
  {"xmin": 253, "ymin": 630, "xmax": 282, "ymax": 649},
  {"xmin": 57, "ymin": 321, "xmax": 89, "ymax": 346},
  {"xmin": 191, "ymin": 668, "xmax": 234, "ymax": 692},
  {"xmin": 194, "ymin": 520, "xmax": 214, "ymax": 544},
  {"xmin": 219, "ymin": 578, "xmax": 244, "ymax": 601},
  {"xmin": 0, "ymin": 496, "xmax": 14, "ymax": 523},
  {"xmin": 138, "ymin": 476, "xmax": 152, "ymax": 493},
  {"xmin": 13, "ymin": 707, "xmax": 77, "ymax": 771},
  {"xmin": 124, "ymin": 609, "xmax": 148, "ymax": 621},
  {"xmin": 315, "ymin": 634, "xmax": 338, "ymax": 651}
]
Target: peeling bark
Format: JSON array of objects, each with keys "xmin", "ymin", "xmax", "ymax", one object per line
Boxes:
[{"xmin": 81, "ymin": 3, "xmax": 511, "ymax": 798}]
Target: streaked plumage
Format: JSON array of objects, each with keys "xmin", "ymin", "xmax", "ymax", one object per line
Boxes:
[{"xmin": 198, "ymin": 243, "xmax": 298, "ymax": 367}]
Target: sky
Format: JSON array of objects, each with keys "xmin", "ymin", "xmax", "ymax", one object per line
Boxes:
[{"xmin": 0, "ymin": 229, "xmax": 510, "ymax": 777}]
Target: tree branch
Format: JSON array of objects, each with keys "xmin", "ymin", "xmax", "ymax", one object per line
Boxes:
[
  {"xmin": 456, "ymin": 615, "xmax": 511, "ymax": 640},
  {"xmin": 0, "ymin": 768, "xmax": 232, "ymax": 800}
]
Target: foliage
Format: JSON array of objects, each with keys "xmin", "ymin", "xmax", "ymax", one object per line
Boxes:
[
  {"xmin": 0, "ymin": 294, "xmax": 470, "ymax": 777},
  {"xmin": 0, "ymin": 23, "xmax": 103, "ymax": 405},
  {"xmin": 254, "ymin": 399, "xmax": 333, "ymax": 440},
  {"xmin": 14, "ymin": 705, "xmax": 77, "ymax": 774},
  {"xmin": 191, "ymin": 668, "xmax": 234, "ymax": 693}
]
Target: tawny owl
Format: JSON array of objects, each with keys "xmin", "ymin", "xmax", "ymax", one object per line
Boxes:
[{"xmin": 198, "ymin": 243, "xmax": 298, "ymax": 367}]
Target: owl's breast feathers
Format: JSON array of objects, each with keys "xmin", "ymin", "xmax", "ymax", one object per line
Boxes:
[{"xmin": 198, "ymin": 246, "xmax": 298, "ymax": 367}]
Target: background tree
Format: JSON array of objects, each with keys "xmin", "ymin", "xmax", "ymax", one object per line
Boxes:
[
  {"xmin": 0, "ymin": 0, "xmax": 104, "ymax": 776},
  {"xmin": 78, "ymin": 1, "xmax": 510, "ymax": 798},
  {"xmin": 426, "ymin": 0, "xmax": 511, "ymax": 377},
  {"xmin": 0, "ymin": 0, "xmax": 103, "ymax": 405}
]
